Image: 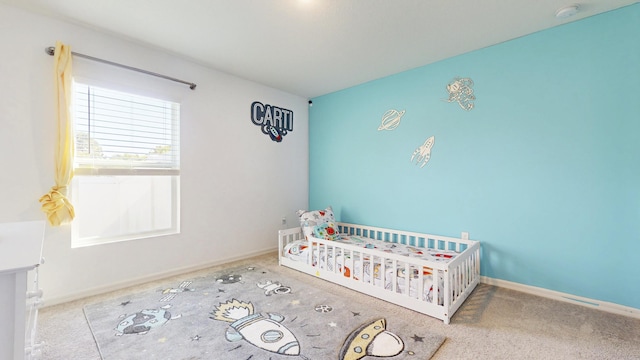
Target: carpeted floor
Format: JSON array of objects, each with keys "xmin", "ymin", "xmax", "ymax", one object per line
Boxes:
[{"xmin": 37, "ymin": 253, "xmax": 640, "ymax": 360}]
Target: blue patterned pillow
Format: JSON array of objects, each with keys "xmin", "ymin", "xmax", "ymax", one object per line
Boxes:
[
  {"xmin": 296, "ymin": 206, "xmax": 339, "ymax": 240},
  {"xmin": 312, "ymin": 222, "xmax": 340, "ymax": 241}
]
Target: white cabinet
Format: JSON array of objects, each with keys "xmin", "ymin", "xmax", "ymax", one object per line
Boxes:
[{"xmin": 0, "ymin": 221, "xmax": 45, "ymax": 360}]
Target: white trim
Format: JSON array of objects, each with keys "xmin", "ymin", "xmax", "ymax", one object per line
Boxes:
[
  {"xmin": 74, "ymin": 168, "xmax": 180, "ymax": 176},
  {"xmin": 43, "ymin": 248, "xmax": 278, "ymax": 307},
  {"xmin": 481, "ymin": 276, "xmax": 640, "ymax": 320}
]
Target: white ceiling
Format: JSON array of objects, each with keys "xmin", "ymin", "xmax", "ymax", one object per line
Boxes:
[{"xmin": 2, "ymin": 0, "xmax": 638, "ymax": 98}]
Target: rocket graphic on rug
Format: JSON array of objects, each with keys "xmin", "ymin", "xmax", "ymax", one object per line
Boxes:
[{"xmin": 210, "ymin": 299, "xmax": 301, "ymax": 356}]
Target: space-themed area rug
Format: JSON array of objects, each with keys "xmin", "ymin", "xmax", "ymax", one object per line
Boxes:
[{"xmin": 83, "ymin": 263, "xmax": 445, "ymax": 360}]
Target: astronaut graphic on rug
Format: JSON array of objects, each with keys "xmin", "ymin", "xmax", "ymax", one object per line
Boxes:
[
  {"xmin": 114, "ymin": 304, "xmax": 181, "ymax": 335},
  {"xmin": 210, "ymin": 299, "xmax": 301, "ymax": 356}
]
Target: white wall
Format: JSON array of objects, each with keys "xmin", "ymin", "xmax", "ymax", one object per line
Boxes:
[{"xmin": 0, "ymin": 4, "xmax": 309, "ymax": 305}]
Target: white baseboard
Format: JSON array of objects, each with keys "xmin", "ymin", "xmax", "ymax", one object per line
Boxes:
[
  {"xmin": 43, "ymin": 255, "xmax": 640, "ymax": 321},
  {"xmin": 481, "ymin": 276, "xmax": 640, "ymax": 320},
  {"xmin": 44, "ymin": 247, "xmax": 278, "ymax": 307}
]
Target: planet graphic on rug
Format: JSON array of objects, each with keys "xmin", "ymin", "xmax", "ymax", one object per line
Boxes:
[
  {"xmin": 339, "ymin": 318, "xmax": 404, "ymax": 360},
  {"xmin": 114, "ymin": 304, "xmax": 181, "ymax": 336}
]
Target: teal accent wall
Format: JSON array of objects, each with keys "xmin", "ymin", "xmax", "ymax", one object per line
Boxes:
[{"xmin": 309, "ymin": 5, "xmax": 640, "ymax": 309}]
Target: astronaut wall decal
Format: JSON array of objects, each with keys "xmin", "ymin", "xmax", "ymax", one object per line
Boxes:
[{"xmin": 445, "ymin": 77, "xmax": 475, "ymax": 111}]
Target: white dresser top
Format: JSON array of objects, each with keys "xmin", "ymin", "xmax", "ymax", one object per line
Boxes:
[{"xmin": 0, "ymin": 220, "xmax": 45, "ymax": 273}]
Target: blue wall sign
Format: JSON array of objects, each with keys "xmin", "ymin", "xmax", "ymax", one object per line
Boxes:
[{"xmin": 251, "ymin": 101, "xmax": 293, "ymax": 142}]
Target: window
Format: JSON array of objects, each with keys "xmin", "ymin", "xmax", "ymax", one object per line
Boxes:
[{"xmin": 71, "ymin": 83, "xmax": 180, "ymax": 247}]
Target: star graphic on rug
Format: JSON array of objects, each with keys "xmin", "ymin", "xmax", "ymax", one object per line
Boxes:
[
  {"xmin": 157, "ymin": 337, "xmax": 167, "ymax": 343},
  {"xmin": 328, "ymin": 322, "xmax": 338, "ymax": 327},
  {"xmin": 120, "ymin": 301, "xmax": 130, "ymax": 306},
  {"xmin": 351, "ymin": 311, "xmax": 360, "ymax": 316},
  {"xmin": 411, "ymin": 334, "xmax": 424, "ymax": 342},
  {"xmin": 191, "ymin": 335, "xmax": 201, "ymax": 341},
  {"xmin": 291, "ymin": 300, "xmax": 301, "ymax": 305}
]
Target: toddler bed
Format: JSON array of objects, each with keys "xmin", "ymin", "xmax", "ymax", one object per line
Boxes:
[{"xmin": 278, "ymin": 208, "xmax": 480, "ymax": 324}]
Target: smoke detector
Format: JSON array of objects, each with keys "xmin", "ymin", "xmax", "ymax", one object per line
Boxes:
[{"xmin": 556, "ymin": 4, "xmax": 580, "ymax": 18}]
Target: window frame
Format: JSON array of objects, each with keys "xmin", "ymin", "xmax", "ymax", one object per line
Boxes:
[{"xmin": 70, "ymin": 81, "xmax": 181, "ymax": 247}]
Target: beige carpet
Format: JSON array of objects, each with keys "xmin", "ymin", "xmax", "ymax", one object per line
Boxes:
[{"xmin": 37, "ymin": 253, "xmax": 640, "ymax": 359}]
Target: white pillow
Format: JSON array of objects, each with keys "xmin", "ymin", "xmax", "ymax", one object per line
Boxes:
[{"xmin": 296, "ymin": 206, "xmax": 339, "ymax": 240}]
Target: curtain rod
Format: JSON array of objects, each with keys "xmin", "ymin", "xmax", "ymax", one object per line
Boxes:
[{"xmin": 45, "ymin": 46, "xmax": 196, "ymax": 90}]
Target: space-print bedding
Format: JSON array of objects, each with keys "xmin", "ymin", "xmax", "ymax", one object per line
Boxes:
[
  {"xmin": 279, "ymin": 222, "xmax": 481, "ymax": 324},
  {"xmin": 283, "ymin": 235, "xmax": 459, "ymax": 305}
]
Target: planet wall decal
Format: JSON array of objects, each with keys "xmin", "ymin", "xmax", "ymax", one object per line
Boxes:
[{"xmin": 378, "ymin": 109, "xmax": 405, "ymax": 131}]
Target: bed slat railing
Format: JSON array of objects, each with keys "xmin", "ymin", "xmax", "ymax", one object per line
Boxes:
[
  {"xmin": 280, "ymin": 223, "xmax": 480, "ymax": 324},
  {"xmin": 338, "ymin": 223, "xmax": 476, "ymax": 248},
  {"xmin": 337, "ymin": 222, "xmax": 479, "ymax": 308}
]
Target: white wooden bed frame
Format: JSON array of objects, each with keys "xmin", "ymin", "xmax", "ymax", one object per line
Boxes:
[{"xmin": 278, "ymin": 222, "xmax": 480, "ymax": 324}]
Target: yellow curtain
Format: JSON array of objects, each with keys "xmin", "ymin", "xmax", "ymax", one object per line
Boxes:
[{"xmin": 39, "ymin": 41, "xmax": 75, "ymax": 226}]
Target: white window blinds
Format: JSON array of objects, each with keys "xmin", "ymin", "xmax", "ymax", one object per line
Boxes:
[{"xmin": 73, "ymin": 83, "xmax": 180, "ymax": 175}]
